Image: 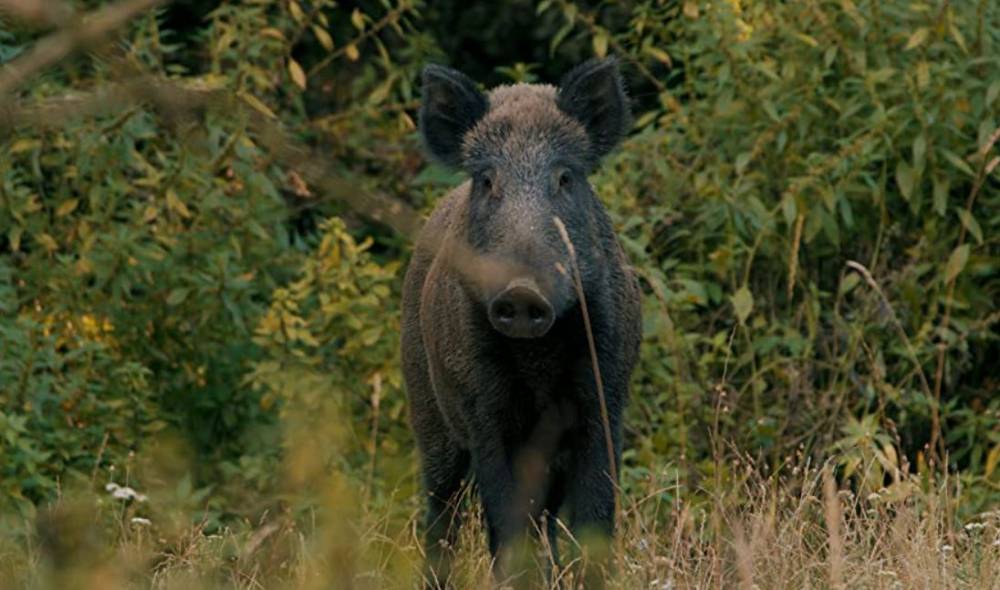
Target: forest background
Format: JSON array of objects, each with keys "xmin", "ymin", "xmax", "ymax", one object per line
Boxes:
[{"xmin": 1, "ymin": 0, "xmax": 999, "ymax": 588}]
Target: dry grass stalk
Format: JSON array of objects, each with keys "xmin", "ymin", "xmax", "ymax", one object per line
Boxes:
[
  {"xmin": 822, "ymin": 466, "xmax": 845, "ymax": 589},
  {"xmin": 551, "ymin": 215, "xmax": 617, "ymax": 489}
]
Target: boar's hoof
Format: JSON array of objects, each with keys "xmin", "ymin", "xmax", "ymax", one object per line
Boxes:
[{"xmin": 488, "ymin": 278, "xmax": 555, "ymax": 339}]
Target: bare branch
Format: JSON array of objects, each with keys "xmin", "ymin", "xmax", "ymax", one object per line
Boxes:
[
  {"xmin": 0, "ymin": 0, "xmax": 168, "ymax": 97},
  {"xmin": 0, "ymin": 0, "xmax": 75, "ymax": 28}
]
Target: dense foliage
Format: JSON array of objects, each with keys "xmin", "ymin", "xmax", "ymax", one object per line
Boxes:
[{"xmin": 1, "ymin": 0, "xmax": 998, "ymax": 575}]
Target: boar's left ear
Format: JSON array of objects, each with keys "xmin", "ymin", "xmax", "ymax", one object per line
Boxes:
[
  {"xmin": 556, "ymin": 58, "xmax": 631, "ymax": 163},
  {"xmin": 419, "ymin": 64, "xmax": 489, "ymax": 168}
]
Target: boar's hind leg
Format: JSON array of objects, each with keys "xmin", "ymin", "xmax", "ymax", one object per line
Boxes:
[{"xmin": 421, "ymin": 440, "xmax": 470, "ymax": 589}]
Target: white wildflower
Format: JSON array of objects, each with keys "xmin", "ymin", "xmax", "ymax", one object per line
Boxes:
[
  {"xmin": 106, "ymin": 482, "xmax": 148, "ymax": 502},
  {"xmin": 651, "ymin": 579, "xmax": 674, "ymax": 590},
  {"xmin": 130, "ymin": 517, "xmax": 151, "ymax": 526},
  {"xmin": 940, "ymin": 544, "xmax": 953, "ymax": 554},
  {"xmin": 965, "ymin": 522, "xmax": 986, "ymax": 532}
]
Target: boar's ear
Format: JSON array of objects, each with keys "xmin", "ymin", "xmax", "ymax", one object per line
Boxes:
[
  {"xmin": 419, "ymin": 64, "xmax": 489, "ymax": 168},
  {"xmin": 556, "ymin": 58, "xmax": 631, "ymax": 163}
]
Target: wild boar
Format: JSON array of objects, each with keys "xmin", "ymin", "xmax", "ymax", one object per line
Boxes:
[{"xmin": 401, "ymin": 58, "xmax": 641, "ymax": 586}]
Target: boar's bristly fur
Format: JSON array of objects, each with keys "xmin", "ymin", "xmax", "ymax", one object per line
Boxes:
[{"xmin": 402, "ymin": 58, "xmax": 641, "ymax": 587}]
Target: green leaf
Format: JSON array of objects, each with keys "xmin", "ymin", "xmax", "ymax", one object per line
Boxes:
[
  {"xmin": 949, "ymin": 23, "xmax": 968, "ymax": 53},
  {"xmin": 550, "ymin": 21, "xmax": 574, "ymax": 55},
  {"xmin": 643, "ymin": 46, "xmax": 672, "ymax": 66},
  {"xmin": 838, "ymin": 273, "xmax": 860, "ymax": 295},
  {"xmin": 8, "ymin": 227, "xmax": 22, "ymax": 252},
  {"xmin": 781, "ymin": 194, "xmax": 797, "ymax": 225},
  {"xmin": 895, "ymin": 161, "xmax": 915, "ymax": 201},
  {"xmin": 940, "ymin": 148, "xmax": 975, "ymax": 177},
  {"xmin": 312, "ymin": 25, "xmax": 334, "ymax": 51},
  {"xmin": 55, "ymin": 199, "xmax": 79, "ymax": 217},
  {"xmin": 823, "ymin": 45, "xmax": 837, "ymax": 68},
  {"xmin": 735, "ymin": 151, "xmax": 752, "ymax": 175},
  {"xmin": 904, "ymin": 27, "xmax": 929, "ymax": 51},
  {"xmin": 795, "ymin": 33, "xmax": 818, "ymax": 48},
  {"xmin": 166, "ymin": 288, "xmax": 190, "ymax": 306},
  {"xmin": 166, "ymin": 188, "xmax": 192, "ymax": 218},
  {"xmin": 762, "ymin": 100, "xmax": 780, "ymax": 123},
  {"xmin": 956, "ymin": 210, "xmax": 983, "ymax": 245},
  {"xmin": 988, "ymin": 80, "xmax": 1000, "ymax": 107},
  {"xmin": 731, "ymin": 286, "xmax": 754, "ymax": 324},
  {"xmin": 350, "ymin": 8, "xmax": 365, "ymax": 31},
  {"xmin": 932, "ymin": 175, "xmax": 950, "ymax": 216},
  {"xmin": 592, "ymin": 30, "xmax": 609, "ymax": 58},
  {"xmin": 943, "ymin": 244, "xmax": 970, "ymax": 284},
  {"xmin": 288, "ymin": 1, "xmax": 304, "ymax": 23},
  {"xmin": 986, "ymin": 444, "xmax": 1000, "ymax": 478},
  {"xmin": 912, "ymin": 134, "xmax": 926, "ymax": 170},
  {"xmin": 288, "ymin": 58, "xmax": 306, "ymax": 90}
]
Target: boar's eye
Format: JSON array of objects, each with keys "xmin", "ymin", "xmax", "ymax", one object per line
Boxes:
[
  {"xmin": 475, "ymin": 173, "xmax": 494, "ymax": 194},
  {"xmin": 557, "ymin": 169, "xmax": 572, "ymax": 191}
]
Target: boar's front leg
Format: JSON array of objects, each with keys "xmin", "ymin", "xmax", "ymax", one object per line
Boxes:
[
  {"xmin": 421, "ymin": 439, "xmax": 470, "ymax": 589},
  {"xmin": 464, "ymin": 385, "xmax": 522, "ymax": 563},
  {"xmin": 474, "ymin": 446, "xmax": 518, "ymax": 560}
]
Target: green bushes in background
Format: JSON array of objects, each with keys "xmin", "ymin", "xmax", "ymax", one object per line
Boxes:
[{"xmin": 0, "ymin": 0, "xmax": 997, "ymax": 525}]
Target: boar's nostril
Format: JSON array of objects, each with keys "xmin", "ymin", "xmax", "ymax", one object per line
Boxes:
[
  {"xmin": 488, "ymin": 280, "xmax": 555, "ymax": 339},
  {"xmin": 495, "ymin": 301, "xmax": 516, "ymax": 322}
]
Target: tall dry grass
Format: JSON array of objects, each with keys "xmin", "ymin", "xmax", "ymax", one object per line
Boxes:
[{"xmin": 2, "ymin": 458, "xmax": 998, "ymax": 590}]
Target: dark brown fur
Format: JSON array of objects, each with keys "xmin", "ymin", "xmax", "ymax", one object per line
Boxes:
[{"xmin": 402, "ymin": 59, "xmax": 641, "ymax": 587}]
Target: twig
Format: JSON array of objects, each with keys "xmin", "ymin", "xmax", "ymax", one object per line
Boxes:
[
  {"xmin": 0, "ymin": 0, "xmax": 75, "ymax": 28},
  {"xmin": 306, "ymin": 6, "xmax": 407, "ymax": 78},
  {"xmin": 787, "ymin": 211, "xmax": 804, "ymax": 300},
  {"xmin": 364, "ymin": 371, "xmax": 382, "ymax": 507},
  {"xmin": 844, "ymin": 261, "xmax": 934, "ymax": 409},
  {"xmin": 552, "ymin": 217, "xmax": 618, "ymax": 487},
  {"xmin": 89, "ymin": 431, "xmax": 110, "ymax": 484},
  {"xmin": 0, "ymin": 0, "xmax": 168, "ymax": 97}
]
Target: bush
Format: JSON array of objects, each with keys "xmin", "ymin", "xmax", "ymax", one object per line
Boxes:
[{"xmin": 566, "ymin": 0, "xmax": 1000, "ymax": 513}]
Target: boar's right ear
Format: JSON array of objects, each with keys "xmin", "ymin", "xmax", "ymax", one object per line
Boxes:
[{"xmin": 419, "ymin": 64, "xmax": 488, "ymax": 168}]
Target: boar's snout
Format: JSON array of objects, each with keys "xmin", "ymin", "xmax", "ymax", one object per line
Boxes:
[{"xmin": 488, "ymin": 277, "xmax": 554, "ymax": 339}]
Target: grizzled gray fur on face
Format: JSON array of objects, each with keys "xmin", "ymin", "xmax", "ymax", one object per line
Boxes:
[{"xmin": 403, "ymin": 58, "xmax": 641, "ymax": 587}]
